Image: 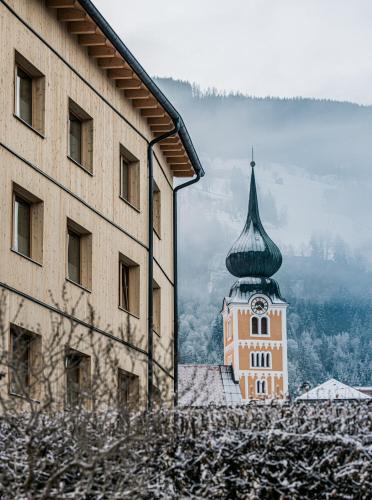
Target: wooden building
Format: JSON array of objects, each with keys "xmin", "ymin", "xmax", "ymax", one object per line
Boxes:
[
  {"xmin": 222, "ymin": 160, "xmax": 288, "ymax": 402},
  {"xmin": 0, "ymin": 0, "xmax": 203, "ymax": 410}
]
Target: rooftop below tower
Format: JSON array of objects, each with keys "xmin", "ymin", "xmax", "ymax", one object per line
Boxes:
[{"xmin": 225, "ymin": 277, "xmax": 286, "ymax": 306}]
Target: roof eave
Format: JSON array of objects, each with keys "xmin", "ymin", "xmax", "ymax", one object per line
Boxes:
[{"xmin": 77, "ymin": 0, "xmax": 205, "ymax": 178}]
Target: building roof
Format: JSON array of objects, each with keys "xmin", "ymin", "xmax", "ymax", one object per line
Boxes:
[
  {"xmin": 46, "ymin": 0, "xmax": 204, "ymax": 179},
  {"xmin": 225, "ymin": 277, "xmax": 286, "ymax": 307},
  {"xmin": 226, "ymin": 162, "xmax": 282, "ymax": 278},
  {"xmin": 178, "ymin": 365, "xmax": 242, "ymax": 406},
  {"xmin": 354, "ymin": 387, "xmax": 372, "ymax": 396},
  {"xmin": 296, "ymin": 379, "xmax": 371, "ymax": 401}
]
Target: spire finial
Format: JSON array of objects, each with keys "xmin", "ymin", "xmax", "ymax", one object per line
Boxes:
[
  {"xmin": 250, "ymin": 146, "xmax": 255, "ymax": 168},
  {"xmin": 225, "ymin": 151, "xmax": 283, "ymax": 279}
]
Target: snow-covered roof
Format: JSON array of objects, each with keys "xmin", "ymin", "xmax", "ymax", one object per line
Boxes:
[
  {"xmin": 296, "ymin": 378, "xmax": 371, "ymax": 401},
  {"xmin": 223, "ymin": 277, "xmax": 286, "ymax": 308},
  {"xmin": 178, "ymin": 365, "xmax": 242, "ymax": 406}
]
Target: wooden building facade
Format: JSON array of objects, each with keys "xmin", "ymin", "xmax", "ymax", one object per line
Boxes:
[{"xmin": 0, "ymin": 0, "xmax": 203, "ymax": 410}]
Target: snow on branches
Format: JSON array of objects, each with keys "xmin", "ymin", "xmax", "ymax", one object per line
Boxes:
[{"xmin": 0, "ymin": 402, "xmax": 370, "ymax": 499}]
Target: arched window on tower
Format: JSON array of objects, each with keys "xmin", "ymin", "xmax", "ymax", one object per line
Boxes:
[
  {"xmin": 256, "ymin": 380, "xmax": 266, "ymax": 394},
  {"xmin": 251, "ymin": 352, "xmax": 255, "ymax": 367},
  {"xmin": 261, "ymin": 317, "xmax": 268, "ymax": 335},
  {"xmin": 256, "ymin": 352, "xmax": 260, "ymax": 367},
  {"xmin": 252, "ymin": 317, "xmax": 258, "ymax": 335},
  {"xmin": 266, "ymin": 353, "xmax": 271, "ymax": 368},
  {"xmin": 261, "ymin": 352, "xmax": 265, "ymax": 367}
]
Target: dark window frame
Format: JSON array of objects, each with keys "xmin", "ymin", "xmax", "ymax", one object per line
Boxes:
[
  {"xmin": 15, "ymin": 66, "xmax": 33, "ymax": 126},
  {"xmin": 153, "ymin": 280, "xmax": 161, "ymax": 335},
  {"xmin": 12, "ymin": 183, "xmax": 44, "ymax": 264},
  {"xmin": 66, "ymin": 219, "xmax": 92, "ymax": 291},
  {"xmin": 69, "ymin": 110, "xmax": 83, "ymax": 165},
  {"xmin": 152, "ymin": 180, "xmax": 161, "ymax": 238},
  {"xmin": 119, "ymin": 253, "xmax": 140, "ymax": 317},
  {"xmin": 68, "ymin": 98, "xmax": 93, "ymax": 174},
  {"xmin": 119, "ymin": 144, "xmax": 140, "ymax": 211},
  {"xmin": 14, "ymin": 51, "xmax": 45, "ymax": 135},
  {"xmin": 13, "ymin": 194, "xmax": 31, "ymax": 258},
  {"xmin": 252, "ymin": 316, "xmax": 258, "ymax": 335},
  {"xmin": 117, "ymin": 368, "xmax": 140, "ymax": 410},
  {"xmin": 67, "ymin": 228, "xmax": 81, "ymax": 285},
  {"xmin": 65, "ymin": 347, "xmax": 91, "ymax": 410},
  {"xmin": 9, "ymin": 325, "xmax": 42, "ymax": 400}
]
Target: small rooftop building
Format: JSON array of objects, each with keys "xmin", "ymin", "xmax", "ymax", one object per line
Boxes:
[
  {"xmin": 296, "ymin": 379, "xmax": 371, "ymax": 402},
  {"xmin": 178, "ymin": 365, "xmax": 242, "ymax": 407},
  {"xmin": 354, "ymin": 387, "xmax": 372, "ymax": 397}
]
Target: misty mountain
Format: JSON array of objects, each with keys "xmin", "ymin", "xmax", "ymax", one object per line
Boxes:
[{"xmin": 154, "ymin": 77, "xmax": 372, "ymax": 389}]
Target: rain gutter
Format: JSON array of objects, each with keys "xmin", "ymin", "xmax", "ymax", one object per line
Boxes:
[
  {"xmin": 173, "ymin": 172, "xmax": 202, "ymax": 406},
  {"xmin": 77, "ymin": 0, "xmax": 206, "ymax": 409},
  {"xmin": 147, "ymin": 120, "xmax": 180, "ymax": 411}
]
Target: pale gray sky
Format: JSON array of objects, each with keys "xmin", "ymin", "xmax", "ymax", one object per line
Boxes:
[{"xmin": 94, "ymin": 0, "xmax": 372, "ymax": 104}]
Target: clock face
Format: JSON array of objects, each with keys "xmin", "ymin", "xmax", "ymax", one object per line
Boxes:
[{"xmin": 251, "ymin": 297, "xmax": 269, "ymax": 315}]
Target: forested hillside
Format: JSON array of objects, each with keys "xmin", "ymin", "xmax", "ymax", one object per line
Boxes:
[{"xmin": 155, "ymin": 78, "xmax": 372, "ymax": 391}]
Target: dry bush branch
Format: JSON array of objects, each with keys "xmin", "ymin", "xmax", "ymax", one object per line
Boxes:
[{"xmin": 0, "ymin": 289, "xmax": 370, "ymax": 499}]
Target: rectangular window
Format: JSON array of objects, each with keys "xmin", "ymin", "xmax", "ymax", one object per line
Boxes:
[
  {"xmin": 256, "ymin": 380, "xmax": 266, "ymax": 394},
  {"xmin": 118, "ymin": 369, "xmax": 139, "ymax": 410},
  {"xmin": 119, "ymin": 261, "xmax": 130, "ymax": 312},
  {"xmin": 153, "ymin": 180, "xmax": 161, "ymax": 237},
  {"xmin": 153, "ymin": 385, "xmax": 162, "ymax": 407},
  {"xmin": 65, "ymin": 348, "xmax": 91, "ymax": 409},
  {"xmin": 16, "ymin": 67, "xmax": 32, "ymax": 125},
  {"xmin": 153, "ymin": 280, "xmax": 161, "ymax": 335},
  {"xmin": 119, "ymin": 254, "xmax": 140, "ymax": 317},
  {"xmin": 67, "ymin": 230, "xmax": 81, "ymax": 284},
  {"xmin": 13, "ymin": 196, "xmax": 31, "ymax": 257},
  {"xmin": 119, "ymin": 145, "xmax": 140, "ymax": 209},
  {"xmin": 251, "ymin": 352, "xmax": 272, "ymax": 368},
  {"xmin": 120, "ymin": 155, "xmax": 129, "ymax": 201},
  {"xmin": 69, "ymin": 112, "xmax": 82, "ymax": 165},
  {"xmin": 66, "ymin": 219, "xmax": 92, "ymax": 290},
  {"xmin": 12, "ymin": 184, "xmax": 44, "ymax": 263},
  {"xmin": 9, "ymin": 326, "xmax": 42, "ymax": 399},
  {"xmin": 261, "ymin": 317, "xmax": 268, "ymax": 335},
  {"xmin": 68, "ymin": 99, "xmax": 93, "ymax": 173},
  {"xmin": 14, "ymin": 52, "xmax": 45, "ymax": 134},
  {"xmin": 252, "ymin": 317, "xmax": 258, "ymax": 335}
]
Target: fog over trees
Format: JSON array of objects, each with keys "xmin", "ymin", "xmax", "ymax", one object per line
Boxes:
[{"xmin": 155, "ymin": 78, "xmax": 372, "ymax": 391}]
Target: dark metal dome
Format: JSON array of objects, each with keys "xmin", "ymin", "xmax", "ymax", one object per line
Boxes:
[{"xmin": 226, "ymin": 163, "xmax": 282, "ymax": 278}]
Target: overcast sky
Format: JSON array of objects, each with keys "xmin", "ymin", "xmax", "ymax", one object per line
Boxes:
[{"xmin": 94, "ymin": 0, "xmax": 372, "ymax": 105}]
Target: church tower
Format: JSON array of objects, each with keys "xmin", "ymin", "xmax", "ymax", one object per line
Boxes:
[{"xmin": 222, "ymin": 158, "xmax": 288, "ymax": 401}]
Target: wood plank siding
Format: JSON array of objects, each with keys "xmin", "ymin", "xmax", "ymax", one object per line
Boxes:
[{"xmin": 0, "ymin": 0, "xmax": 194, "ymax": 408}]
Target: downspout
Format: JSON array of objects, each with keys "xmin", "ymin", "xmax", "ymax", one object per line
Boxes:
[
  {"xmin": 147, "ymin": 119, "xmax": 180, "ymax": 411},
  {"xmin": 173, "ymin": 171, "xmax": 202, "ymax": 407}
]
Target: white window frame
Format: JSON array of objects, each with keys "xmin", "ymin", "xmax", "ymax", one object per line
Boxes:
[
  {"xmin": 256, "ymin": 379, "xmax": 267, "ymax": 394},
  {"xmin": 250, "ymin": 315, "xmax": 270, "ymax": 337},
  {"xmin": 250, "ymin": 351, "xmax": 272, "ymax": 369},
  {"xmin": 13, "ymin": 193, "xmax": 31, "ymax": 258}
]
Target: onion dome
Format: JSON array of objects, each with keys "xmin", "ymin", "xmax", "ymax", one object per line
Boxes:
[{"xmin": 226, "ymin": 159, "xmax": 282, "ymax": 278}]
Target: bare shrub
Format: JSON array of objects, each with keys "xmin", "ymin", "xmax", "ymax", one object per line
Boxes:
[{"xmin": 0, "ymin": 289, "xmax": 370, "ymax": 499}]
